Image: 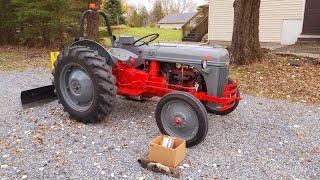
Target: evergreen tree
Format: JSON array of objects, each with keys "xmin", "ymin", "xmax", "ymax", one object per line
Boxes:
[
  {"xmin": 0, "ymin": 0, "xmax": 87, "ymax": 47},
  {"xmin": 151, "ymin": 1, "xmax": 165, "ymax": 25},
  {"xmin": 128, "ymin": 9, "xmax": 141, "ymax": 27},
  {"xmin": 103, "ymin": 0, "xmax": 126, "ymax": 25},
  {"xmin": 139, "ymin": 7, "xmax": 149, "ymax": 27},
  {"xmin": 0, "ymin": 0, "xmax": 17, "ymax": 45}
]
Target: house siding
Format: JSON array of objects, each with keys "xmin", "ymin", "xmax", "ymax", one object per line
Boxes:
[{"xmin": 208, "ymin": 0, "xmax": 305, "ymax": 44}]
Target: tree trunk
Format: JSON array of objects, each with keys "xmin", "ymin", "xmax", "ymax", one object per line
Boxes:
[
  {"xmin": 87, "ymin": 0, "xmax": 101, "ymax": 41},
  {"xmin": 230, "ymin": 0, "xmax": 263, "ymax": 65}
]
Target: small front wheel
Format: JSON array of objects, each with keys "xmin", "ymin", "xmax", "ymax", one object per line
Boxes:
[{"xmin": 155, "ymin": 92, "xmax": 208, "ymax": 147}]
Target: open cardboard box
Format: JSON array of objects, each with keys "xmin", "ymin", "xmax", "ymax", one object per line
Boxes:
[{"xmin": 149, "ymin": 135, "xmax": 186, "ymax": 168}]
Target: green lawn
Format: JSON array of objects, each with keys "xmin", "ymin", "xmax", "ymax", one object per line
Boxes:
[{"xmin": 100, "ymin": 27, "xmax": 182, "ymax": 47}]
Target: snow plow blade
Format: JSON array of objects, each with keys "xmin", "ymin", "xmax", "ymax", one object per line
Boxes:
[{"xmin": 21, "ymin": 85, "xmax": 56, "ymax": 105}]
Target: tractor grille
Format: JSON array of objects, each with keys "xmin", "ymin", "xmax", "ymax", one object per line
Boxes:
[{"xmin": 217, "ymin": 67, "xmax": 228, "ymax": 97}]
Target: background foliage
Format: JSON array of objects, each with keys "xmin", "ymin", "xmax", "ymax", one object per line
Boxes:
[
  {"xmin": 0, "ymin": 0, "xmax": 195, "ymax": 47},
  {"xmin": 103, "ymin": 0, "xmax": 126, "ymax": 25},
  {"xmin": 0, "ymin": 0, "xmax": 87, "ymax": 47}
]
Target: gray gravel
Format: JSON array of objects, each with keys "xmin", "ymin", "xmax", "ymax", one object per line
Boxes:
[{"xmin": 0, "ymin": 69, "xmax": 319, "ymax": 179}]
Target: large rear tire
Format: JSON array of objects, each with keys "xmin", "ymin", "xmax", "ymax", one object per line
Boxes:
[
  {"xmin": 54, "ymin": 46, "xmax": 117, "ymax": 123},
  {"xmin": 155, "ymin": 92, "xmax": 208, "ymax": 147}
]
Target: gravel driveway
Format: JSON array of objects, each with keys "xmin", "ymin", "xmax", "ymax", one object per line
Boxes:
[{"xmin": 0, "ymin": 69, "xmax": 319, "ymax": 179}]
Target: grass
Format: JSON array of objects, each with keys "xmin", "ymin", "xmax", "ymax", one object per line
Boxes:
[{"xmin": 99, "ymin": 27, "xmax": 182, "ymax": 47}]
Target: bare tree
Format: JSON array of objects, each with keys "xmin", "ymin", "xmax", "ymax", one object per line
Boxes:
[
  {"xmin": 174, "ymin": 0, "xmax": 197, "ymax": 13},
  {"xmin": 149, "ymin": 0, "xmax": 197, "ymax": 14},
  {"xmin": 230, "ymin": 0, "xmax": 263, "ymax": 65}
]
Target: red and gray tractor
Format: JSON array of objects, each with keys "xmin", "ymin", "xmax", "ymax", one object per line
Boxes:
[{"xmin": 21, "ymin": 8, "xmax": 241, "ymax": 147}]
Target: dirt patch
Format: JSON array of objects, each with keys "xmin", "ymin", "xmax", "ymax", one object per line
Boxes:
[
  {"xmin": 0, "ymin": 46, "xmax": 51, "ymax": 71},
  {"xmin": 230, "ymin": 54, "xmax": 320, "ymax": 104}
]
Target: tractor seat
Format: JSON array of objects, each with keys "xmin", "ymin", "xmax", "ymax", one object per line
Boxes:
[{"xmin": 108, "ymin": 48, "xmax": 138, "ymax": 62}]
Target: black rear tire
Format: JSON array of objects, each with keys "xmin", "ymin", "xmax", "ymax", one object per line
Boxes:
[
  {"xmin": 205, "ymin": 78, "xmax": 240, "ymax": 116},
  {"xmin": 155, "ymin": 92, "xmax": 208, "ymax": 147},
  {"xmin": 54, "ymin": 46, "xmax": 117, "ymax": 123}
]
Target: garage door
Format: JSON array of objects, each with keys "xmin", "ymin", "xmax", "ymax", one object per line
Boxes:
[{"xmin": 302, "ymin": 0, "xmax": 320, "ymax": 35}]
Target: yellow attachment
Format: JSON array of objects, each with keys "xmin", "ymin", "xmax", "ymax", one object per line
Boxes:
[{"xmin": 50, "ymin": 52, "xmax": 59, "ymax": 70}]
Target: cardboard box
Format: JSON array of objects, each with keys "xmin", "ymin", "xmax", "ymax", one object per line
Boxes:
[{"xmin": 149, "ymin": 135, "xmax": 186, "ymax": 168}]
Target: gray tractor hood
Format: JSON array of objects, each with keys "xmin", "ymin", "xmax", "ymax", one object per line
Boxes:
[{"xmin": 143, "ymin": 43, "xmax": 230, "ymax": 67}]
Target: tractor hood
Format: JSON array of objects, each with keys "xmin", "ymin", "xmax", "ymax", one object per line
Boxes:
[{"xmin": 144, "ymin": 43, "xmax": 230, "ymax": 67}]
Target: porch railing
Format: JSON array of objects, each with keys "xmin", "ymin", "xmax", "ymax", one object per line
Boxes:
[{"xmin": 182, "ymin": 7, "xmax": 209, "ymax": 41}]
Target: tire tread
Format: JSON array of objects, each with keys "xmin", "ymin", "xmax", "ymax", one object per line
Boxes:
[{"xmin": 54, "ymin": 46, "xmax": 116, "ymax": 123}]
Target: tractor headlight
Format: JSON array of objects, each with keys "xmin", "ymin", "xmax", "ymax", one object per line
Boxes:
[{"xmin": 202, "ymin": 60, "xmax": 207, "ymax": 69}]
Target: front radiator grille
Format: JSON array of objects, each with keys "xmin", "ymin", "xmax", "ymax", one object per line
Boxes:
[{"xmin": 217, "ymin": 67, "xmax": 228, "ymax": 97}]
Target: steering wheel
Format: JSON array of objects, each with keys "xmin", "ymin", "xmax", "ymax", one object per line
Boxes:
[{"xmin": 133, "ymin": 33, "xmax": 159, "ymax": 47}]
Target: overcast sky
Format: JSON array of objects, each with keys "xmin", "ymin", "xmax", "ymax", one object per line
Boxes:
[{"xmin": 126, "ymin": 0, "xmax": 208, "ymax": 11}]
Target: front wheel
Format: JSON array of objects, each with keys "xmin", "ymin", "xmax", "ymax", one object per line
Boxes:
[{"xmin": 155, "ymin": 92, "xmax": 208, "ymax": 147}]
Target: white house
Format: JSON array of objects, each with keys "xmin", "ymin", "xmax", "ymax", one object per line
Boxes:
[{"xmin": 208, "ymin": 0, "xmax": 320, "ymax": 45}]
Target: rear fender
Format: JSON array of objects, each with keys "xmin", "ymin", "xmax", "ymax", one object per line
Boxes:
[{"xmin": 71, "ymin": 40, "xmax": 115, "ymax": 67}]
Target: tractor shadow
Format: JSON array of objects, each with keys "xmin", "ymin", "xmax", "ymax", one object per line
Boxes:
[
  {"xmin": 101, "ymin": 96, "xmax": 160, "ymax": 126},
  {"xmin": 21, "ymin": 97, "xmax": 58, "ymax": 109}
]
